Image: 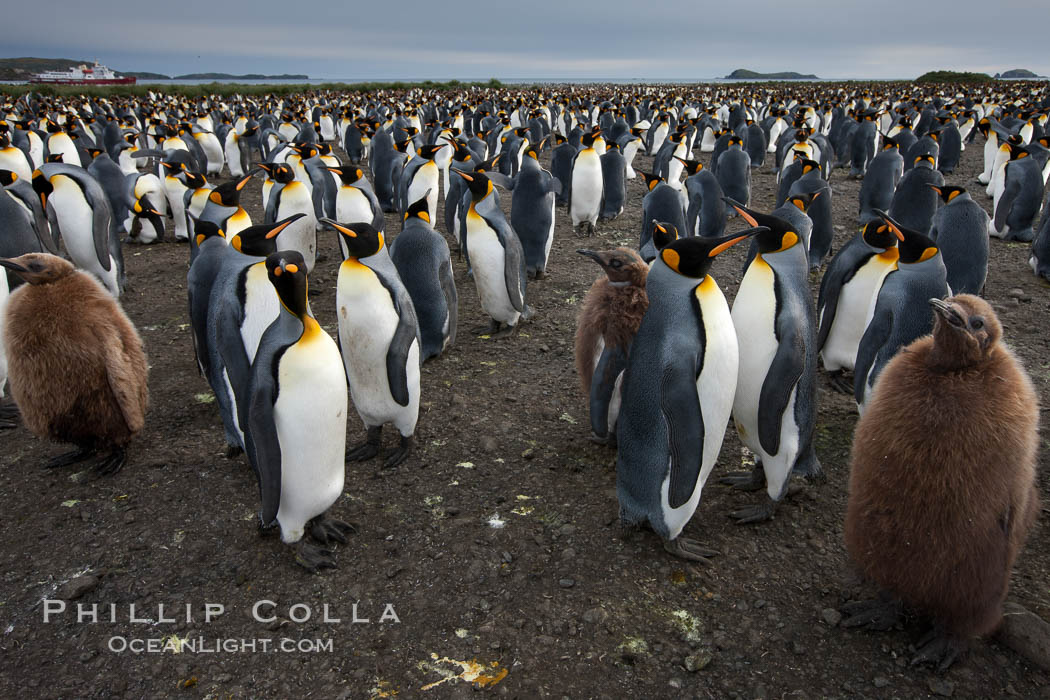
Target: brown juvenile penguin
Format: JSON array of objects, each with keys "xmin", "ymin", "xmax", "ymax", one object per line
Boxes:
[
  {"xmin": 843, "ymin": 293, "xmax": 1039, "ymax": 670},
  {"xmin": 1, "ymin": 253, "xmax": 148, "ymax": 474},
  {"xmin": 573, "ymin": 247, "xmax": 648, "ymax": 445}
]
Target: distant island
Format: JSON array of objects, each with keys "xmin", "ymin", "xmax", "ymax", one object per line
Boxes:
[
  {"xmin": 995, "ymin": 69, "xmax": 1046, "ymax": 79},
  {"xmin": 171, "ymin": 73, "xmax": 310, "ymax": 80},
  {"xmin": 0, "ymin": 58, "xmax": 310, "ymax": 82},
  {"xmin": 916, "ymin": 70, "xmax": 992, "ymax": 84},
  {"xmin": 724, "ymin": 69, "xmax": 819, "ymax": 80}
]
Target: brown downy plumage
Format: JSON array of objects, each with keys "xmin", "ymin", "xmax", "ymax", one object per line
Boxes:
[
  {"xmin": 573, "ymin": 248, "xmax": 648, "ymax": 395},
  {"xmin": 845, "ymin": 294, "xmax": 1039, "ymax": 666},
  {"xmin": 2, "ymin": 253, "xmax": 148, "ymax": 474}
]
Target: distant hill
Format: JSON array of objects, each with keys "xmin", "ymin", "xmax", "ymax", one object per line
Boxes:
[
  {"xmin": 0, "ymin": 56, "xmax": 95, "ymax": 81},
  {"xmin": 724, "ymin": 69, "xmax": 819, "ymax": 80},
  {"xmin": 121, "ymin": 71, "xmax": 172, "ymax": 80},
  {"xmin": 172, "ymin": 72, "xmax": 309, "ymax": 80},
  {"xmin": 916, "ymin": 70, "xmax": 992, "ymax": 84},
  {"xmin": 995, "ymin": 69, "xmax": 1046, "ymax": 79}
]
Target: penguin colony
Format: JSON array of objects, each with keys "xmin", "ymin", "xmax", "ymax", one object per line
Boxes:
[{"xmin": 0, "ymin": 81, "xmax": 1046, "ymax": 669}]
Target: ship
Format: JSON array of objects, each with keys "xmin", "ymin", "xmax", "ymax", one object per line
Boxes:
[{"xmin": 30, "ymin": 60, "xmax": 135, "ymax": 85}]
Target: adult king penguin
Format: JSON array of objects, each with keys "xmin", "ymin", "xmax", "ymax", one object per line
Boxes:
[{"xmin": 617, "ymin": 229, "xmax": 766, "ymax": 560}]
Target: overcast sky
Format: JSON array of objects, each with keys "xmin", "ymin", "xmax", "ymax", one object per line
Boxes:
[{"xmin": 7, "ymin": 1, "xmax": 1048, "ymax": 81}]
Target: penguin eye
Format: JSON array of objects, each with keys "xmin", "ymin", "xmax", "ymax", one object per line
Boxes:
[
  {"xmin": 970, "ymin": 317, "xmax": 985, "ymax": 331},
  {"xmin": 610, "ymin": 259, "xmax": 623, "ymax": 269}
]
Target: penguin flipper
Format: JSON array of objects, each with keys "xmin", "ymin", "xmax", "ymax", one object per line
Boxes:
[
  {"xmin": 758, "ymin": 318, "xmax": 806, "ymax": 457},
  {"xmin": 264, "ymin": 184, "xmax": 281, "ymax": 225},
  {"xmin": 661, "ymin": 358, "xmax": 705, "ymax": 510},
  {"xmin": 549, "ymin": 176, "xmax": 562, "ymax": 196},
  {"xmin": 994, "ymin": 176, "xmax": 1021, "ymax": 234},
  {"xmin": 853, "ymin": 306, "xmax": 892, "ymax": 404},
  {"xmin": 81, "ymin": 180, "xmax": 114, "ymax": 272},
  {"xmin": 815, "ymin": 251, "xmax": 866, "ymax": 351},
  {"xmin": 589, "ymin": 344, "xmax": 627, "ymax": 438},
  {"xmin": 478, "ymin": 206, "xmax": 526, "ymax": 313},
  {"xmin": 247, "ymin": 343, "xmax": 285, "ymax": 526},
  {"xmin": 439, "ymin": 255, "xmax": 458, "ymax": 348},
  {"xmin": 377, "ymin": 275, "xmax": 420, "ymax": 407}
]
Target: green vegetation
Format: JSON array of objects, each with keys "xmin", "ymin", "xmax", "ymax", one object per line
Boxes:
[
  {"xmin": 916, "ymin": 70, "xmax": 993, "ymax": 84},
  {"xmin": 0, "ymin": 78, "xmax": 505, "ymax": 99},
  {"xmin": 725, "ymin": 69, "xmax": 819, "ymax": 80}
]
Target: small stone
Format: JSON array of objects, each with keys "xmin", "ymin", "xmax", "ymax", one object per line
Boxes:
[
  {"xmin": 480, "ymin": 437, "xmax": 498, "ymax": 452},
  {"xmin": 521, "ymin": 447, "xmax": 535, "ymax": 460},
  {"xmin": 1007, "ymin": 288, "xmax": 1030, "ymax": 301},
  {"xmin": 583, "ymin": 608, "xmax": 608, "ymax": 624},
  {"xmin": 821, "ymin": 608, "xmax": 842, "ymax": 626},
  {"xmin": 558, "ymin": 578, "xmax": 575, "ymax": 589},
  {"xmin": 684, "ymin": 651, "xmax": 713, "ymax": 672},
  {"xmin": 997, "ymin": 602, "xmax": 1050, "ymax": 672},
  {"xmin": 873, "ymin": 677, "xmax": 890, "ymax": 688},
  {"xmin": 927, "ymin": 678, "xmax": 955, "ymax": 697},
  {"xmin": 57, "ymin": 575, "xmax": 99, "ymax": 601},
  {"xmin": 539, "ymin": 344, "xmax": 550, "ymax": 353},
  {"xmin": 558, "ymin": 524, "xmax": 576, "ymax": 537},
  {"xmin": 668, "ymin": 678, "xmax": 683, "ymax": 690}
]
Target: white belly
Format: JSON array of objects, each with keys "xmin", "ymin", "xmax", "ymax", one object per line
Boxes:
[
  {"xmin": 49, "ymin": 175, "xmax": 118, "ymax": 295},
  {"xmin": 0, "ymin": 149, "xmax": 31, "ymax": 182},
  {"xmin": 0, "ymin": 272, "xmax": 8, "ymax": 395},
  {"xmin": 241, "ymin": 265, "xmax": 280, "ymax": 363},
  {"xmin": 407, "ymin": 161, "xmax": 439, "ymax": 223},
  {"xmin": 732, "ymin": 257, "xmax": 798, "ymax": 497},
  {"xmin": 820, "ymin": 256, "xmax": 895, "ymax": 372},
  {"xmin": 337, "ymin": 261, "xmax": 421, "ymax": 434},
  {"xmin": 570, "ymin": 154, "xmax": 602, "ymax": 226},
  {"xmin": 466, "ymin": 213, "xmax": 520, "ymax": 325},
  {"xmin": 336, "ymin": 187, "xmax": 374, "ymax": 225},
  {"xmin": 274, "ymin": 183, "xmax": 318, "ymax": 271},
  {"xmin": 197, "ymin": 134, "xmax": 225, "ymax": 175},
  {"xmin": 273, "ymin": 331, "xmax": 348, "ymax": 543}
]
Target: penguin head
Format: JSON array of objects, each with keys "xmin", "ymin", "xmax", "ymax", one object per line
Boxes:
[
  {"xmin": 404, "ymin": 191, "xmax": 433, "ymax": 224},
  {"xmin": 874, "ymin": 210, "xmax": 938, "ymax": 264},
  {"xmin": 418, "ymin": 143, "xmax": 446, "ymax": 160},
  {"xmin": 727, "ymin": 135, "xmax": 744, "ymax": 148},
  {"xmin": 787, "ymin": 192, "xmax": 819, "ymax": 213},
  {"xmin": 292, "ymin": 143, "xmax": 318, "ymax": 159},
  {"xmin": 452, "ymin": 168, "xmax": 494, "ymax": 201},
  {"xmin": 928, "ymin": 184, "xmax": 967, "ymax": 204},
  {"xmin": 179, "ymin": 170, "xmax": 208, "ymax": 189},
  {"xmin": 0, "ymin": 253, "xmax": 75, "ymax": 285},
  {"xmin": 658, "ymin": 228, "xmax": 768, "ymax": 279},
  {"xmin": 209, "ymin": 170, "xmax": 256, "ymax": 205},
  {"xmin": 725, "ymin": 200, "xmax": 801, "ymax": 255},
  {"xmin": 132, "ymin": 194, "xmax": 163, "ymax": 219},
  {"xmin": 860, "ymin": 221, "xmax": 904, "ymax": 251},
  {"xmin": 797, "ymin": 158, "xmax": 821, "ymax": 175},
  {"xmin": 651, "ymin": 221, "xmax": 680, "ymax": 251},
  {"xmin": 394, "ymin": 138, "xmax": 413, "ymax": 154},
  {"xmin": 912, "ymin": 153, "xmax": 936, "ymax": 169},
  {"xmin": 576, "ymin": 247, "xmax": 647, "ymax": 287},
  {"xmin": 193, "ymin": 219, "xmax": 226, "ymax": 248},
  {"xmin": 266, "ymin": 251, "xmax": 309, "ymax": 318},
  {"xmin": 928, "ymin": 294, "xmax": 1002, "ymax": 369},
  {"xmin": 881, "ymin": 135, "xmax": 899, "ymax": 151},
  {"xmin": 674, "ymin": 156, "xmax": 703, "ymax": 176},
  {"xmin": 325, "ymin": 220, "xmax": 385, "ymax": 259},
  {"xmin": 31, "ymin": 169, "xmax": 53, "ymax": 209},
  {"xmin": 258, "ymin": 163, "xmax": 295, "ymax": 185},
  {"xmin": 581, "ymin": 132, "xmax": 598, "ymax": 148},
  {"xmin": 0, "ymin": 169, "xmax": 18, "ymax": 187},
  {"xmin": 327, "ymin": 165, "xmax": 365, "ymax": 186},
  {"xmin": 45, "ymin": 153, "xmax": 64, "ymax": 164},
  {"xmin": 639, "ymin": 171, "xmax": 663, "ymax": 191},
  {"xmin": 229, "ymin": 214, "xmax": 306, "ymax": 256}
]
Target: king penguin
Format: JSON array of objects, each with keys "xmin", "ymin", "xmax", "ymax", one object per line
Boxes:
[
  {"xmin": 723, "ymin": 204, "xmax": 822, "ymax": 523},
  {"xmin": 817, "ymin": 220, "xmax": 903, "ymax": 392},
  {"xmin": 453, "ymin": 169, "xmax": 528, "ymax": 336},
  {"xmin": 510, "ymin": 139, "xmax": 561, "ymax": 279},
  {"xmin": 929, "ymin": 185, "xmax": 989, "ymax": 294},
  {"xmin": 247, "ymin": 250, "xmax": 351, "ymax": 572},
  {"xmin": 568, "ymin": 131, "xmax": 604, "ymax": 236},
  {"xmin": 329, "ymin": 220, "xmax": 421, "ymax": 469},
  {"xmin": 388, "ymin": 194, "xmax": 458, "ymax": 361},
  {"xmin": 616, "ymin": 229, "xmax": 766, "ymax": 560},
  {"xmin": 887, "ymin": 154, "xmax": 943, "ymax": 236},
  {"xmin": 261, "ymin": 163, "xmax": 319, "ymax": 272},
  {"xmin": 858, "ymin": 136, "xmax": 904, "ymax": 225}
]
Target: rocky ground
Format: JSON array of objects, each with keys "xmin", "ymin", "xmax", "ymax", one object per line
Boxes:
[{"xmin": 0, "ymin": 125, "xmax": 1048, "ymax": 699}]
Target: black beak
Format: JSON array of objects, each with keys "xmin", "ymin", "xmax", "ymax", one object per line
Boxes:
[
  {"xmin": 929, "ymin": 297, "xmax": 964, "ymax": 326},
  {"xmin": 0, "ymin": 258, "xmax": 28, "ymax": 274},
  {"xmin": 576, "ymin": 249, "xmax": 603, "ymax": 265}
]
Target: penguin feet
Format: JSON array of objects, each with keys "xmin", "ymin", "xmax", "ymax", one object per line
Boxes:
[
  {"xmin": 294, "ymin": 540, "xmax": 337, "ymax": 573},
  {"xmin": 382, "ymin": 435, "xmax": 413, "ymax": 469},
  {"xmin": 44, "ymin": 447, "xmax": 95, "ymax": 469},
  {"xmin": 471, "ymin": 320, "xmax": 501, "ymax": 336},
  {"xmin": 663, "ymin": 537, "xmax": 719, "ymax": 563},
  {"xmin": 719, "ymin": 464, "xmax": 766, "ymax": 492},
  {"xmin": 308, "ymin": 515, "xmax": 356, "ymax": 545},
  {"xmin": 841, "ymin": 595, "xmax": 902, "ymax": 632},
  {"xmin": 346, "ymin": 426, "xmax": 382, "ymax": 462},
  {"xmin": 225, "ymin": 444, "xmax": 244, "ymax": 459},
  {"xmin": 532, "ymin": 269, "xmax": 548, "ymax": 281},
  {"xmin": 826, "ymin": 370, "xmax": 854, "ymax": 395},
  {"xmin": 910, "ymin": 628, "xmax": 966, "ymax": 672},
  {"xmin": 94, "ymin": 448, "xmax": 126, "ymax": 476},
  {"xmin": 728, "ymin": 500, "xmax": 776, "ymax": 524},
  {"xmin": 490, "ymin": 324, "xmax": 519, "ymax": 340}
]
